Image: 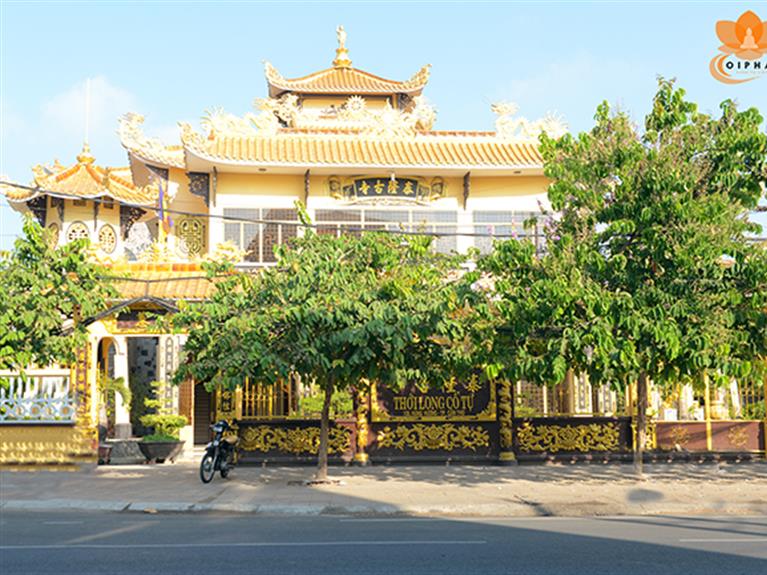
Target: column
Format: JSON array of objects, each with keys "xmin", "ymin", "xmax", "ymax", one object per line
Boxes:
[
  {"xmin": 112, "ymin": 336, "xmax": 132, "ymax": 439},
  {"xmin": 456, "ymin": 207, "xmax": 473, "ymax": 255}
]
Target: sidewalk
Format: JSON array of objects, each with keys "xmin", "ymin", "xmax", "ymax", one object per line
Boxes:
[{"xmin": 2, "ymin": 462, "xmax": 766, "ymax": 517}]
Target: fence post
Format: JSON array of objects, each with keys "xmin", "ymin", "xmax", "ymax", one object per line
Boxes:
[
  {"xmin": 703, "ymin": 372, "xmax": 713, "ymax": 452},
  {"xmin": 763, "ymin": 379, "xmax": 766, "ymax": 459},
  {"xmin": 498, "ymin": 380, "xmax": 516, "ymax": 464},
  {"xmin": 353, "ymin": 385, "xmax": 370, "ymax": 466}
]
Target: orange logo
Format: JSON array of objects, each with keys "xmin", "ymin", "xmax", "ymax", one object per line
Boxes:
[{"xmin": 710, "ymin": 10, "xmax": 767, "ymax": 84}]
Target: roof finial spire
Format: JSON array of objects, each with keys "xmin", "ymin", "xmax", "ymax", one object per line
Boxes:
[
  {"xmin": 333, "ymin": 25, "xmax": 352, "ymax": 68},
  {"xmin": 77, "ymin": 78, "xmax": 95, "ymax": 164}
]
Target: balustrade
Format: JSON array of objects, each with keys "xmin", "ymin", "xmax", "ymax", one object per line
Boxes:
[{"xmin": 0, "ymin": 370, "xmax": 75, "ymax": 423}]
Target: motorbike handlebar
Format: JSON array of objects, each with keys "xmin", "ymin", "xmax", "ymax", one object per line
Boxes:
[{"xmin": 210, "ymin": 419, "xmax": 237, "ymax": 430}]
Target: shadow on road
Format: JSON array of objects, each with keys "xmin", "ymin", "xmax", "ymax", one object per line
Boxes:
[{"xmin": 2, "ymin": 510, "xmax": 766, "ymax": 575}]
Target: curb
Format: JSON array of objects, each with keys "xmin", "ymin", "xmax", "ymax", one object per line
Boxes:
[
  {"xmin": 3, "ymin": 498, "xmax": 766, "ymax": 517},
  {"xmin": 1, "ymin": 499, "xmax": 130, "ymax": 512}
]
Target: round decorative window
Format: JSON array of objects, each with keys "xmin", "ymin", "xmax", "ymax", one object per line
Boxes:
[
  {"xmin": 46, "ymin": 223, "xmax": 60, "ymax": 246},
  {"xmin": 98, "ymin": 224, "xmax": 117, "ymax": 254},
  {"xmin": 66, "ymin": 221, "xmax": 89, "ymax": 243}
]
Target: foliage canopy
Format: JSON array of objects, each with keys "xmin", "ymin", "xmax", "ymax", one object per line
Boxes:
[{"xmin": 0, "ymin": 217, "xmax": 115, "ymax": 372}]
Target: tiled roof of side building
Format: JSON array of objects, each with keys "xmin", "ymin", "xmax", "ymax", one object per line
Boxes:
[
  {"xmin": 1, "ymin": 144, "xmax": 159, "ymax": 205},
  {"xmin": 108, "ymin": 263, "xmax": 230, "ymax": 301}
]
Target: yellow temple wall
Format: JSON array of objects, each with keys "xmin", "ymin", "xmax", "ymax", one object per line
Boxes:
[
  {"xmin": 469, "ymin": 176, "xmax": 550, "ymax": 212},
  {"xmin": 470, "ymin": 176, "xmax": 548, "ymax": 198},
  {"xmin": 62, "ymin": 199, "xmax": 97, "ymax": 232},
  {"xmin": 168, "ymin": 167, "xmax": 208, "ymax": 214},
  {"xmin": 165, "ymin": 168, "xmax": 214, "ymax": 257},
  {"xmin": 213, "ymin": 173, "xmax": 547, "ymax": 205},
  {"xmin": 215, "ymin": 172, "xmax": 304, "ymax": 203},
  {"xmin": 52, "ymin": 199, "xmax": 122, "ymax": 256}
]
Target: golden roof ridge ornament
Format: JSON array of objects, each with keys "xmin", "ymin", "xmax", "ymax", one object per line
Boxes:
[
  {"xmin": 491, "ymin": 102, "xmax": 568, "ymax": 142},
  {"xmin": 76, "ymin": 142, "xmax": 95, "ymax": 164},
  {"xmin": 333, "ymin": 25, "xmax": 352, "ymax": 69}
]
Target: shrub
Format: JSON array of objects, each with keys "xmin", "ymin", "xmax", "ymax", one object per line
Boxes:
[{"xmin": 140, "ymin": 381, "xmax": 188, "ymax": 441}]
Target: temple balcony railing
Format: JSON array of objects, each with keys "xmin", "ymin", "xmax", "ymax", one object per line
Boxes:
[{"xmin": 0, "ymin": 369, "xmax": 76, "ymax": 424}]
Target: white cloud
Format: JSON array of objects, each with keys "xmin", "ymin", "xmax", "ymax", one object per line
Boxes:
[
  {"xmin": 487, "ymin": 52, "xmax": 655, "ymax": 133},
  {"xmin": 42, "ymin": 76, "xmax": 138, "ymax": 145}
]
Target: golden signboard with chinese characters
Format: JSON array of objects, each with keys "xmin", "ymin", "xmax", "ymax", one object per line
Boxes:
[
  {"xmin": 371, "ymin": 376, "xmax": 496, "ymax": 422},
  {"xmin": 327, "ymin": 176, "xmax": 445, "ymax": 203}
]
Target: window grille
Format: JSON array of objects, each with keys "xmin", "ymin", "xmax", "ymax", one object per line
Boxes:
[
  {"xmin": 66, "ymin": 221, "xmax": 89, "ymax": 243},
  {"xmin": 316, "ymin": 208, "xmax": 458, "ymax": 253},
  {"xmin": 472, "ymin": 211, "xmax": 544, "ymax": 254},
  {"xmin": 176, "ymin": 218, "xmax": 207, "ymax": 257},
  {"xmin": 223, "ymin": 208, "xmax": 298, "ymax": 264},
  {"xmin": 98, "ymin": 224, "xmax": 117, "ymax": 254}
]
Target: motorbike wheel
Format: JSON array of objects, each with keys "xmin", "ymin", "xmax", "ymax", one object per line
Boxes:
[
  {"xmin": 199, "ymin": 453, "xmax": 216, "ymax": 484},
  {"xmin": 220, "ymin": 451, "xmax": 234, "ymax": 479}
]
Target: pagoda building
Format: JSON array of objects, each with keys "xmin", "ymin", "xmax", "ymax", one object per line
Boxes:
[
  {"xmin": 6, "ymin": 27, "xmax": 564, "ymax": 270},
  {"xmin": 114, "ymin": 26, "xmax": 563, "ymax": 267},
  {"xmin": 1, "ymin": 28, "xmax": 574, "ymax": 457}
]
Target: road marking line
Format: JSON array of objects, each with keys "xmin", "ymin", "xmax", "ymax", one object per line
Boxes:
[
  {"xmin": 339, "ymin": 517, "xmax": 585, "ymax": 523},
  {"xmin": 0, "ymin": 540, "xmax": 486, "ymax": 550},
  {"xmin": 42, "ymin": 521, "xmax": 84, "ymax": 525},
  {"xmin": 679, "ymin": 538, "xmax": 767, "ymax": 543},
  {"xmin": 339, "ymin": 518, "xmax": 443, "ymax": 522}
]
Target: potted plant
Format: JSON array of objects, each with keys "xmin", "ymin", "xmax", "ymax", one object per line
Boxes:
[
  {"xmin": 97, "ymin": 374, "xmax": 132, "ymax": 464},
  {"xmin": 138, "ymin": 381, "xmax": 188, "ymax": 463}
]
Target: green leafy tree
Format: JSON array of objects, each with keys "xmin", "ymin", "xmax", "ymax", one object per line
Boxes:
[
  {"xmin": 482, "ymin": 80, "xmax": 767, "ymax": 473},
  {"xmin": 172, "ymin": 224, "xmax": 476, "ymax": 479},
  {"xmin": 0, "ymin": 217, "xmax": 115, "ymax": 373}
]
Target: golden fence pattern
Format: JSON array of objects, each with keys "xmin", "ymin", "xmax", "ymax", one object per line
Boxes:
[
  {"xmin": 241, "ymin": 379, "xmax": 297, "ymax": 419},
  {"xmin": 376, "ymin": 423, "xmax": 490, "ymax": 452},
  {"xmin": 238, "ymin": 425, "xmax": 350, "ymax": 454},
  {"xmin": 517, "ymin": 421, "xmax": 620, "ymax": 453}
]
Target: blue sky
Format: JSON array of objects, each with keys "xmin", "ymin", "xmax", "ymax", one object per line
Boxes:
[{"xmin": 1, "ymin": 0, "xmax": 765, "ymax": 248}]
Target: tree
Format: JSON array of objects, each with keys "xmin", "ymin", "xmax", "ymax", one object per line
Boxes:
[
  {"xmin": 173, "ymin": 223, "xmax": 476, "ymax": 479},
  {"xmin": 0, "ymin": 217, "xmax": 115, "ymax": 373},
  {"xmin": 481, "ymin": 80, "xmax": 767, "ymax": 473}
]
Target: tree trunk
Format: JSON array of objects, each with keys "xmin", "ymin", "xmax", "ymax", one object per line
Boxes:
[
  {"xmin": 316, "ymin": 384, "xmax": 333, "ymax": 481},
  {"xmin": 634, "ymin": 371, "xmax": 648, "ymax": 477}
]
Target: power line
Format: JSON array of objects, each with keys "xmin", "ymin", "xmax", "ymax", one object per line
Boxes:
[{"xmin": 0, "ymin": 180, "xmax": 544, "ymax": 239}]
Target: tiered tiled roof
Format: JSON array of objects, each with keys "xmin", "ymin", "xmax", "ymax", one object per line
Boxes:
[
  {"xmin": 265, "ymin": 61, "xmax": 431, "ymax": 98},
  {"xmin": 118, "ymin": 28, "xmax": 564, "ymax": 173},
  {"xmin": 1, "ymin": 144, "xmax": 159, "ymax": 205},
  {"xmin": 182, "ymin": 131, "xmax": 543, "ymax": 169}
]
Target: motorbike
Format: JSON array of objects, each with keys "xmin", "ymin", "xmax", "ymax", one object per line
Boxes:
[{"xmin": 200, "ymin": 420, "xmax": 238, "ymax": 483}]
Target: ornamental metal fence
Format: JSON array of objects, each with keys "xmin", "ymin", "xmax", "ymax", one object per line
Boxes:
[{"xmin": 0, "ymin": 370, "xmax": 76, "ymax": 423}]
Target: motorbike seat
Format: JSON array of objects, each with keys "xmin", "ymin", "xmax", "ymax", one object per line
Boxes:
[{"xmin": 223, "ymin": 435, "xmax": 239, "ymax": 445}]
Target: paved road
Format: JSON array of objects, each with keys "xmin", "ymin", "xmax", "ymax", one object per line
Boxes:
[{"xmin": 1, "ymin": 511, "xmax": 765, "ymax": 574}]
